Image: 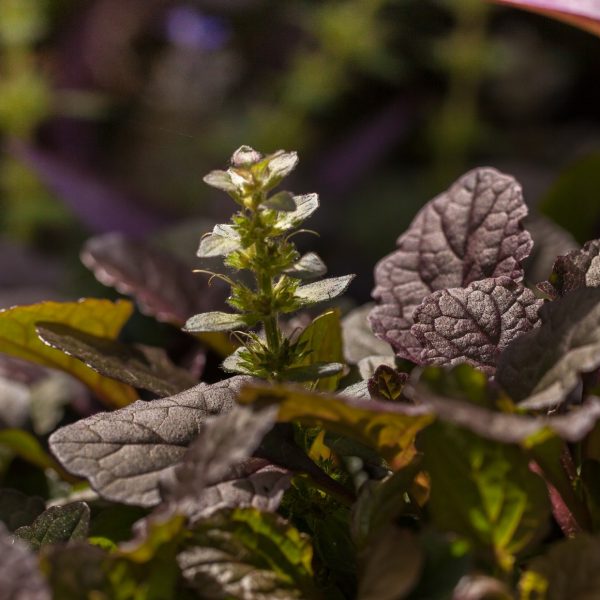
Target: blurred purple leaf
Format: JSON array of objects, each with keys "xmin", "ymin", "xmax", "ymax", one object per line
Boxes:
[
  {"xmin": 492, "ymin": 0, "xmax": 600, "ymax": 36},
  {"xmin": 81, "ymin": 233, "xmax": 214, "ymax": 326},
  {"xmin": 9, "ymin": 141, "xmax": 172, "ymax": 236}
]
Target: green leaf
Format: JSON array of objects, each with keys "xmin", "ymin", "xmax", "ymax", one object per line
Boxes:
[
  {"xmin": 420, "ymin": 421, "xmax": 550, "ymax": 570},
  {"xmin": 203, "ymin": 169, "xmax": 239, "ymax": 195},
  {"xmin": 239, "ymin": 382, "xmax": 434, "ymax": 470},
  {"xmin": 179, "ymin": 508, "xmax": 315, "ymax": 599},
  {"xmin": 540, "ymin": 152, "xmax": 600, "ymax": 243},
  {"xmin": 519, "ymin": 534, "xmax": 600, "ymax": 600},
  {"xmin": 0, "ymin": 488, "xmax": 45, "ymax": 531},
  {"xmin": 184, "ymin": 311, "xmax": 250, "ymax": 333},
  {"xmin": 296, "ymin": 275, "xmax": 355, "ymax": 306},
  {"xmin": 294, "ymin": 309, "xmax": 345, "ymax": 391},
  {"xmin": 263, "ymin": 190, "xmax": 296, "ymax": 211},
  {"xmin": 222, "ymin": 346, "xmax": 256, "ymax": 375},
  {"xmin": 283, "ymin": 252, "xmax": 327, "ymax": 280},
  {"xmin": 263, "ymin": 151, "xmax": 299, "ymax": 188},
  {"xmin": 0, "ymin": 299, "xmax": 136, "ymax": 407},
  {"xmin": 15, "ymin": 502, "xmax": 90, "ymax": 550},
  {"xmin": 36, "ymin": 322, "xmax": 196, "ymax": 397},
  {"xmin": 197, "ymin": 224, "xmax": 241, "ymax": 258},
  {"xmin": 275, "ymin": 193, "xmax": 319, "ymax": 231},
  {"xmin": 89, "ymin": 505, "xmax": 148, "ymax": 544}
]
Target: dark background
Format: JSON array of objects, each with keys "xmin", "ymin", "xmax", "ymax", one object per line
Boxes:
[{"xmin": 1, "ymin": 0, "xmax": 599, "ymax": 307}]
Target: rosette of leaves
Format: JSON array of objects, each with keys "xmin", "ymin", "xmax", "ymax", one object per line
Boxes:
[{"xmin": 185, "ymin": 145, "xmax": 353, "ymax": 382}]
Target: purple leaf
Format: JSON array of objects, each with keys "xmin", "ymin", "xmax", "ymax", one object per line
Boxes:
[
  {"xmin": 0, "ymin": 523, "xmax": 50, "ymax": 600},
  {"xmin": 49, "ymin": 376, "xmax": 251, "ymax": 507},
  {"xmin": 538, "ymin": 239, "xmax": 600, "ymax": 299},
  {"xmin": 10, "ymin": 141, "xmax": 172, "ymax": 236},
  {"xmin": 497, "ymin": 288, "xmax": 600, "ymax": 407},
  {"xmin": 492, "ymin": 1, "xmax": 600, "ymax": 37},
  {"xmin": 161, "ymin": 405, "xmax": 279, "ymax": 506},
  {"xmin": 81, "ymin": 233, "xmax": 209, "ymax": 326},
  {"xmin": 411, "ymin": 277, "xmax": 542, "ymax": 374},
  {"xmin": 370, "ymin": 168, "xmax": 532, "ymax": 362}
]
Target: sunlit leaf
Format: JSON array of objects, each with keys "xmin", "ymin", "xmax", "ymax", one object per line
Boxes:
[
  {"xmin": 238, "ymin": 382, "xmax": 434, "ymax": 470},
  {"xmin": 296, "ymin": 275, "xmax": 355, "ymax": 306},
  {"xmin": 412, "ymin": 277, "xmax": 542, "ymax": 375},
  {"xmin": 184, "ymin": 311, "xmax": 250, "ymax": 333},
  {"xmin": 370, "ymin": 168, "xmax": 532, "ymax": 362},
  {"xmin": 294, "ymin": 309, "xmax": 345, "ymax": 391},
  {"xmin": 49, "ymin": 377, "xmax": 250, "ymax": 507},
  {"xmin": 0, "ymin": 299, "xmax": 136, "ymax": 407}
]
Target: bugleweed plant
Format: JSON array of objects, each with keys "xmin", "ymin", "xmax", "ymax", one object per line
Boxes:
[{"xmin": 4, "ymin": 148, "xmax": 600, "ymax": 599}]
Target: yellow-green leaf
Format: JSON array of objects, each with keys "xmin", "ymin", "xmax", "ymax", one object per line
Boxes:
[
  {"xmin": 239, "ymin": 383, "xmax": 433, "ymax": 469},
  {"xmin": 0, "ymin": 299, "xmax": 136, "ymax": 407},
  {"xmin": 296, "ymin": 309, "xmax": 344, "ymax": 391}
]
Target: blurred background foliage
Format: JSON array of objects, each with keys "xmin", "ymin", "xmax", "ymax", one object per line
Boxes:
[{"xmin": 0, "ymin": 0, "xmax": 599, "ymax": 305}]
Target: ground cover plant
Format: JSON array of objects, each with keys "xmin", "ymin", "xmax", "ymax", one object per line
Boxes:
[{"xmin": 3, "ymin": 145, "xmax": 600, "ymax": 600}]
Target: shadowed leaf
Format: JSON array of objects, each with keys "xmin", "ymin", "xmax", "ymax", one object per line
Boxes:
[
  {"xmin": 238, "ymin": 382, "xmax": 434, "ymax": 470},
  {"xmin": 519, "ymin": 534, "xmax": 600, "ymax": 599},
  {"xmin": 0, "ymin": 488, "xmax": 45, "ymax": 532},
  {"xmin": 538, "ymin": 239, "xmax": 600, "ymax": 299},
  {"xmin": 357, "ymin": 528, "xmax": 423, "ymax": 600},
  {"xmin": 0, "ymin": 523, "xmax": 50, "ymax": 600},
  {"xmin": 15, "ymin": 502, "xmax": 90, "ymax": 550},
  {"xmin": 178, "ymin": 508, "xmax": 314, "ymax": 600},
  {"xmin": 420, "ymin": 421, "xmax": 550, "ymax": 570},
  {"xmin": 0, "ymin": 299, "xmax": 136, "ymax": 407},
  {"xmin": 497, "ymin": 288, "xmax": 600, "ymax": 407},
  {"xmin": 81, "ymin": 233, "xmax": 204, "ymax": 326},
  {"xmin": 296, "ymin": 275, "xmax": 355, "ymax": 305},
  {"xmin": 367, "ymin": 365, "xmax": 408, "ymax": 401},
  {"xmin": 370, "ymin": 168, "xmax": 532, "ymax": 362},
  {"xmin": 36, "ymin": 322, "xmax": 196, "ymax": 397}
]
